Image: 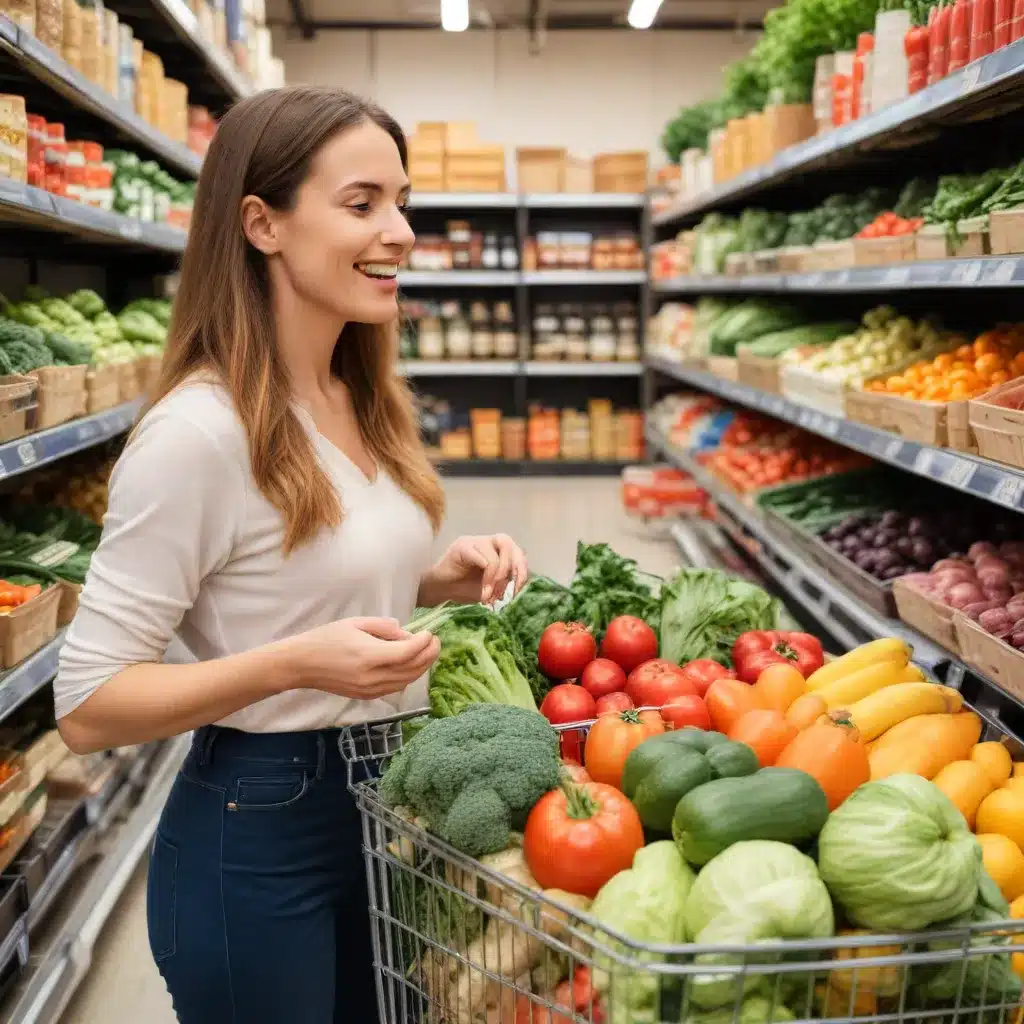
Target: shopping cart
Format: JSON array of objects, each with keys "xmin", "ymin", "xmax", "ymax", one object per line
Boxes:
[{"xmin": 341, "ymin": 712, "xmax": 1024, "ymax": 1024}]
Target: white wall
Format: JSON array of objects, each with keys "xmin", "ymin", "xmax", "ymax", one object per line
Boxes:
[{"xmin": 270, "ymin": 28, "xmax": 755, "ymax": 165}]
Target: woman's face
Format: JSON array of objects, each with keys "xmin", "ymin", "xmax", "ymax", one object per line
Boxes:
[{"xmin": 272, "ymin": 120, "xmax": 415, "ymax": 324}]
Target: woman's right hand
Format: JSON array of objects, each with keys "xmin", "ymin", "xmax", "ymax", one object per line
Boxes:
[{"xmin": 282, "ymin": 617, "xmax": 440, "ymax": 700}]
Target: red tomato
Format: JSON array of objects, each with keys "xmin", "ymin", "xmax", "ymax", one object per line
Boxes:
[
  {"xmin": 580, "ymin": 658, "xmax": 627, "ymax": 700},
  {"xmin": 538, "ymin": 622, "xmax": 597, "ymax": 680},
  {"xmin": 599, "ymin": 616, "xmax": 658, "ymax": 673},
  {"xmin": 540, "ymin": 683, "xmax": 596, "ymax": 763},
  {"xmin": 678, "ymin": 659, "xmax": 736, "ymax": 698},
  {"xmin": 561, "ymin": 761, "xmax": 591, "ymax": 785},
  {"xmin": 660, "ymin": 694, "xmax": 712, "ymax": 731},
  {"xmin": 515, "ymin": 968, "xmax": 606, "ymax": 1024},
  {"xmin": 595, "ymin": 691, "xmax": 634, "ymax": 716},
  {"xmin": 624, "ymin": 659, "xmax": 696, "ymax": 708}
]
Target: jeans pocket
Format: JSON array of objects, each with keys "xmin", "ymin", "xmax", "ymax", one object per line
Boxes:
[
  {"xmin": 232, "ymin": 771, "xmax": 310, "ymax": 810},
  {"xmin": 147, "ymin": 832, "xmax": 177, "ymax": 963}
]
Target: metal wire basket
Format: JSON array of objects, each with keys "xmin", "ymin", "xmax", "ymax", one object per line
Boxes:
[{"xmin": 340, "ymin": 712, "xmax": 1024, "ymax": 1024}]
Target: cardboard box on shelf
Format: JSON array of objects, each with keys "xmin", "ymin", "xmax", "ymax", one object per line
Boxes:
[
  {"xmin": 989, "ymin": 209, "xmax": 1024, "ymax": 255},
  {"xmin": 31, "ymin": 365, "xmax": 86, "ymax": 428},
  {"xmin": 915, "ymin": 219, "xmax": 988, "ymax": 261},
  {"xmin": 470, "ymin": 408, "xmax": 501, "ymax": 459},
  {"xmin": 0, "ymin": 586, "xmax": 60, "ymax": 669},
  {"xmin": 764, "ymin": 103, "xmax": 816, "ymax": 155},
  {"xmin": 853, "ymin": 234, "xmax": 917, "ymax": 265},
  {"xmin": 593, "ymin": 151, "xmax": 647, "ymax": 193},
  {"xmin": 445, "ymin": 144, "xmax": 506, "ymax": 192}
]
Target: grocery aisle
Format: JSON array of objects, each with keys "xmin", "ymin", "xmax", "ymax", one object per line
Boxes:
[{"xmin": 59, "ymin": 476, "xmax": 678, "ymax": 1024}]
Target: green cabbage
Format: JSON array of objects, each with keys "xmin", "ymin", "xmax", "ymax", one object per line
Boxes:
[
  {"xmin": 682, "ymin": 993, "xmax": 795, "ymax": 1024},
  {"xmin": 817, "ymin": 773, "xmax": 982, "ymax": 932},
  {"xmin": 589, "ymin": 841, "xmax": 694, "ymax": 1024},
  {"xmin": 683, "ymin": 841, "xmax": 834, "ymax": 1009}
]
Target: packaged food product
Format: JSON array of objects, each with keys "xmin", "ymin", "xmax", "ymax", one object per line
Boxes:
[
  {"xmin": 43, "ymin": 121, "xmax": 67, "ymax": 196},
  {"xmin": 79, "ymin": 0, "xmax": 102, "ymax": 84},
  {"xmin": 3, "ymin": 0, "xmax": 35, "ymax": 34},
  {"xmin": 62, "ymin": 0, "xmax": 82, "ymax": 70},
  {"xmin": 65, "ymin": 140, "xmax": 87, "ymax": 202},
  {"xmin": 36, "ymin": 0, "xmax": 64, "ymax": 52},
  {"xmin": 0, "ymin": 95, "xmax": 27, "ymax": 184},
  {"xmin": 26, "ymin": 114, "xmax": 45, "ymax": 187}
]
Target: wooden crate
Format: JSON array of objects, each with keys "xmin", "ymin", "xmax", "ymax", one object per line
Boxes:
[
  {"xmin": 763, "ymin": 103, "xmax": 815, "ymax": 154},
  {"xmin": 57, "ymin": 581, "xmax": 81, "ymax": 627},
  {"xmin": 31, "ymin": 365, "xmax": 86, "ymax": 428},
  {"xmin": 954, "ymin": 612, "xmax": 1024, "ymax": 704},
  {"xmin": 808, "ymin": 239, "xmax": 856, "ymax": 270},
  {"xmin": 780, "ymin": 365, "xmax": 847, "ymax": 415},
  {"xmin": 0, "ymin": 585, "xmax": 60, "ymax": 669},
  {"xmin": 989, "ymin": 209, "xmax": 1024, "ymax": 256},
  {"xmin": 0, "ymin": 375, "xmax": 37, "ymax": 442},
  {"xmin": 776, "ymin": 246, "xmax": 813, "ymax": 272},
  {"xmin": 853, "ymin": 235, "xmax": 917, "ymax": 266},
  {"xmin": 893, "ymin": 578, "xmax": 958, "ymax": 654},
  {"xmin": 737, "ymin": 351, "xmax": 781, "ymax": 393},
  {"xmin": 845, "ymin": 388, "xmax": 948, "ymax": 445},
  {"xmin": 85, "ymin": 364, "xmax": 121, "ymax": 413},
  {"xmin": 706, "ymin": 356, "xmax": 739, "ymax": 381},
  {"xmin": 593, "ymin": 151, "xmax": 647, "ymax": 193},
  {"xmin": 916, "ymin": 219, "xmax": 988, "ymax": 261}
]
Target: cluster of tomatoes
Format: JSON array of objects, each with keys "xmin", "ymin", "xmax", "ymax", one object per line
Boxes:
[
  {"xmin": 708, "ymin": 440, "xmax": 868, "ymax": 494},
  {"xmin": 855, "ymin": 212, "xmax": 924, "ymax": 238}
]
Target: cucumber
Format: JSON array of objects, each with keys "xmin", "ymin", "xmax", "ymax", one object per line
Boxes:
[
  {"xmin": 705, "ymin": 741, "xmax": 759, "ymax": 779},
  {"xmin": 621, "ymin": 731, "xmax": 717, "ymax": 795},
  {"xmin": 667, "ymin": 727, "xmax": 731, "ymax": 753},
  {"xmin": 672, "ymin": 767, "xmax": 829, "ymax": 866},
  {"xmin": 630, "ymin": 749, "xmax": 712, "ymax": 834}
]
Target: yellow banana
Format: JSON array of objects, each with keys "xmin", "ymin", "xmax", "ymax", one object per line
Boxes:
[
  {"xmin": 850, "ymin": 683, "xmax": 964, "ymax": 742},
  {"xmin": 807, "ymin": 638, "xmax": 911, "ymax": 690},
  {"xmin": 819, "ymin": 662, "xmax": 924, "ymax": 710}
]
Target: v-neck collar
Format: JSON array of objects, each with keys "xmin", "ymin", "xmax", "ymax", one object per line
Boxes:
[{"xmin": 291, "ymin": 402, "xmax": 379, "ymax": 487}]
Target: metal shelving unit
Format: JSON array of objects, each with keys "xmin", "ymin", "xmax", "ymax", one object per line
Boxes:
[
  {"xmin": 652, "ymin": 38, "xmax": 1024, "ymax": 229},
  {"xmin": 646, "ymin": 424, "xmax": 1024, "ymax": 739},
  {"xmin": 0, "ymin": 635, "xmax": 64, "ymax": 723},
  {"xmin": 523, "ymin": 269, "xmax": 647, "ymax": 286},
  {"xmin": 524, "ymin": 360, "xmax": 643, "ymax": 377},
  {"xmin": 653, "ymin": 256, "xmax": 1024, "ymax": 294},
  {"xmin": 0, "ymin": 17, "xmax": 201, "ymax": 179},
  {"xmin": 433, "ymin": 458, "xmax": 632, "ymax": 477},
  {"xmin": 399, "ymin": 360, "xmax": 520, "ymax": 377},
  {"xmin": 647, "ymin": 356, "xmax": 1024, "ymax": 512},
  {"xmin": 400, "ymin": 271, "xmax": 518, "ymax": 288}
]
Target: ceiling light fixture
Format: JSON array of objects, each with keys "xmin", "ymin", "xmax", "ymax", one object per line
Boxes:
[
  {"xmin": 627, "ymin": 0, "xmax": 664, "ymax": 28},
  {"xmin": 441, "ymin": 0, "xmax": 469, "ymax": 31}
]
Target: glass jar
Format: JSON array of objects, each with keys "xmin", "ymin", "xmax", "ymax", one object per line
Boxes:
[
  {"xmin": 444, "ymin": 305, "xmax": 472, "ymax": 359},
  {"xmin": 532, "ymin": 303, "xmax": 564, "ymax": 360},
  {"xmin": 500, "ymin": 235, "xmax": 519, "ymax": 270},
  {"xmin": 492, "ymin": 301, "xmax": 518, "ymax": 358},
  {"xmin": 562, "ymin": 304, "xmax": 588, "ymax": 361},
  {"xmin": 417, "ymin": 315, "xmax": 445, "ymax": 360},
  {"xmin": 481, "ymin": 232, "xmax": 500, "ymax": 269},
  {"xmin": 588, "ymin": 305, "xmax": 617, "ymax": 362}
]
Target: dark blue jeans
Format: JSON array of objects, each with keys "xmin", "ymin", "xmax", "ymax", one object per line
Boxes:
[{"xmin": 147, "ymin": 725, "xmax": 379, "ymax": 1024}]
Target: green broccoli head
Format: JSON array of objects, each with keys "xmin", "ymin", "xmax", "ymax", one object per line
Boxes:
[{"xmin": 380, "ymin": 704, "xmax": 560, "ymax": 857}]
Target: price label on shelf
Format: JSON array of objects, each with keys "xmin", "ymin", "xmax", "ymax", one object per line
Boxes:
[
  {"xmin": 961, "ymin": 62, "xmax": 983, "ymax": 93},
  {"xmin": 884, "ymin": 438, "xmax": 904, "ymax": 461},
  {"xmin": 822, "ymin": 418, "xmax": 839, "ymax": 438},
  {"xmin": 991, "ymin": 474, "xmax": 1024, "ymax": 508},
  {"xmin": 951, "ymin": 260, "xmax": 983, "ymax": 285},
  {"xmin": 883, "ymin": 266, "xmax": 911, "ymax": 287},
  {"xmin": 986, "ymin": 259, "xmax": 1018, "ymax": 285},
  {"xmin": 833, "ymin": 270, "xmax": 851, "ymax": 287},
  {"xmin": 16, "ymin": 442, "xmax": 37, "ymax": 468},
  {"xmin": 942, "ymin": 458, "xmax": 977, "ymax": 489},
  {"xmin": 913, "ymin": 449, "xmax": 935, "ymax": 475},
  {"xmin": 118, "ymin": 221, "xmax": 143, "ymax": 241},
  {"xmin": 769, "ymin": 397, "xmax": 786, "ymax": 417},
  {"xmin": 75, "ymin": 423, "xmax": 98, "ymax": 444},
  {"xmin": 803, "ymin": 272, "xmax": 824, "ymax": 288}
]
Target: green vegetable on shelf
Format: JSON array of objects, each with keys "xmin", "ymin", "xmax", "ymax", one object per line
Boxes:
[{"xmin": 66, "ymin": 289, "xmax": 107, "ymax": 320}]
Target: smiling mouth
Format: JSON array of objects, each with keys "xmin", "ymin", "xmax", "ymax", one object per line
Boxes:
[{"xmin": 355, "ymin": 262, "xmax": 399, "ymax": 280}]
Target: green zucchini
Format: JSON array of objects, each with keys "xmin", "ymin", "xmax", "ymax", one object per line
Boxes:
[
  {"xmin": 630, "ymin": 748, "xmax": 712, "ymax": 834},
  {"xmin": 705, "ymin": 741, "xmax": 759, "ymax": 779},
  {"xmin": 672, "ymin": 767, "xmax": 829, "ymax": 866}
]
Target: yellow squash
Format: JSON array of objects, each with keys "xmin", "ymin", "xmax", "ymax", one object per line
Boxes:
[
  {"xmin": 932, "ymin": 760, "xmax": 994, "ymax": 829},
  {"xmin": 828, "ymin": 930, "xmax": 904, "ymax": 997},
  {"xmin": 1015, "ymin": 762, "xmax": 1024, "ymax": 779},
  {"xmin": 972, "ymin": 742, "xmax": 1014, "ymax": 787},
  {"xmin": 849, "ymin": 683, "xmax": 963, "ymax": 742},
  {"xmin": 977, "ymin": 834, "xmax": 1024, "ymax": 902},
  {"xmin": 977, "ymin": 788, "xmax": 1024, "ymax": 851},
  {"xmin": 806, "ymin": 638, "xmax": 910, "ymax": 691},
  {"xmin": 1004, "ymin": 778, "xmax": 1024, "ymax": 796},
  {"xmin": 868, "ymin": 712, "xmax": 982, "ymax": 780},
  {"xmin": 817, "ymin": 662, "xmax": 924, "ymax": 711}
]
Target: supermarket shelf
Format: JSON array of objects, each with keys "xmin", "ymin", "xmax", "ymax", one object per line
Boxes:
[
  {"xmin": 399, "ymin": 360, "xmax": 519, "ymax": 377},
  {"xmin": 433, "ymin": 459, "xmax": 631, "ymax": 477},
  {"xmin": 0, "ymin": 179, "xmax": 185, "ymax": 252},
  {"xmin": 647, "ymin": 424, "xmax": 1024, "ymax": 738},
  {"xmin": 2, "ymin": 733, "xmax": 189, "ymax": 1024},
  {"xmin": 522, "ymin": 270, "xmax": 647, "ymax": 285},
  {"xmin": 522, "ymin": 193, "xmax": 646, "ymax": 209},
  {"xmin": 400, "ymin": 271, "xmax": 518, "ymax": 287},
  {"xmin": 0, "ymin": 20, "xmax": 202, "ymax": 180},
  {"xmin": 410, "ymin": 193, "xmax": 518, "ymax": 209},
  {"xmin": 0, "ymin": 633, "xmax": 64, "ymax": 724},
  {"xmin": 652, "ymin": 257, "xmax": 1024, "ymax": 295},
  {"xmin": 524, "ymin": 361, "xmax": 643, "ymax": 377},
  {"xmin": 0, "ymin": 399, "xmax": 141, "ymax": 483},
  {"xmin": 646, "ymin": 355, "xmax": 1024, "ymax": 513},
  {"xmin": 652, "ymin": 38, "xmax": 1024, "ymax": 229}
]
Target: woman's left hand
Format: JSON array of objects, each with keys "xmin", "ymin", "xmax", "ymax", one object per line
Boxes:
[{"xmin": 424, "ymin": 534, "xmax": 529, "ymax": 606}]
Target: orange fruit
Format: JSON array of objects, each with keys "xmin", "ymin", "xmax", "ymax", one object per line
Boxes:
[
  {"xmin": 956, "ymin": 344, "xmax": 974, "ymax": 360},
  {"xmin": 976, "ymin": 353, "xmax": 1005, "ymax": 378},
  {"xmin": 1012, "ymin": 352, "xmax": 1024, "ymax": 377},
  {"xmin": 949, "ymin": 381, "xmax": 971, "ymax": 400},
  {"xmin": 975, "ymin": 334, "xmax": 1001, "ymax": 357},
  {"xmin": 933, "ymin": 353, "xmax": 955, "ymax": 372},
  {"xmin": 990, "ymin": 371, "xmax": 1011, "ymax": 387}
]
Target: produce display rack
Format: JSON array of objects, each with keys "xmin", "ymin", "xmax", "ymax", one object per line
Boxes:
[
  {"xmin": 400, "ymin": 360, "xmax": 643, "ymax": 378},
  {"xmin": 646, "ymin": 357, "xmax": 1024, "ymax": 513},
  {"xmin": 653, "ymin": 37, "xmax": 1024, "ymax": 228},
  {"xmin": 645, "ymin": 424, "xmax": 1024, "ymax": 744},
  {"xmin": 653, "ymin": 255, "xmax": 1024, "ymax": 294},
  {"xmin": 430, "ymin": 458, "xmax": 633, "ymax": 477}
]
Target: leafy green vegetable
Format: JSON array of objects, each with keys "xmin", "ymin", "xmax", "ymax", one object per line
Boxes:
[
  {"xmin": 661, "ymin": 101, "xmax": 716, "ymax": 162},
  {"xmin": 683, "ymin": 841, "xmax": 834, "ymax": 1009},
  {"xmin": 707, "ymin": 300, "xmax": 808, "ymax": 357},
  {"xmin": 739, "ymin": 322, "xmax": 856, "ymax": 358},
  {"xmin": 569, "ymin": 541, "xmax": 661, "ymax": 641},
  {"xmin": 500, "ymin": 575, "xmax": 575, "ymax": 660},
  {"xmin": 660, "ymin": 569, "xmax": 783, "ymax": 667},
  {"xmin": 379, "ymin": 703, "xmax": 561, "ymax": 856},
  {"xmin": 427, "ymin": 605, "xmax": 538, "ymax": 717},
  {"xmin": 817, "ymin": 774, "xmax": 982, "ymax": 932},
  {"xmin": 590, "ymin": 841, "xmax": 694, "ymax": 1024},
  {"xmin": 681, "ymin": 993, "xmax": 795, "ymax": 1024}
]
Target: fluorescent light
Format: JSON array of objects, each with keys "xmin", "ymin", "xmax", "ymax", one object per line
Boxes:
[
  {"xmin": 441, "ymin": 0, "xmax": 469, "ymax": 30},
  {"xmin": 627, "ymin": 0, "xmax": 664, "ymax": 28}
]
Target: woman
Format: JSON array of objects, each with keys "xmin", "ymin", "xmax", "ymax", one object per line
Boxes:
[{"xmin": 53, "ymin": 86, "xmax": 527, "ymax": 1024}]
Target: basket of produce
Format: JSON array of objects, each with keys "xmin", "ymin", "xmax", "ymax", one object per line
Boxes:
[
  {"xmin": 969, "ymin": 376, "xmax": 1024, "ymax": 469},
  {"xmin": 955, "ymin": 611, "xmax": 1024, "ymax": 704},
  {"xmin": 0, "ymin": 581, "xmax": 59, "ymax": 668},
  {"xmin": 0, "ymin": 375, "xmax": 37, "ymax": 443},
  {"xmin": 892, "ymin": 577, "xmax": 958, "ymax": 654},
  {"xmin": 736, "ymin": 322, "xmax": 856, "ymax": 397},
  {"xmin": 339, "ymin": 566, "xmax": 1024, "ymax": 1024}
]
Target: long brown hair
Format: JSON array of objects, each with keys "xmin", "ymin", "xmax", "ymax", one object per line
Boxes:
[{"xmin": 148, "ymin": 86, "xmax": 445, "ymax": 552}]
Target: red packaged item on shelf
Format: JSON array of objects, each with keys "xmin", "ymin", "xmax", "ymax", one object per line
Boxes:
[
  {"xmin": 1011, "ymin": 0, "xmax": 1024, "ymax": 39},
  {"xmin": 43, "ymin": 122, "xmax": 66, "ymax": 197},
  {"xmin": 65, "ymin": 140, "xmax": 86, "ymax": 203},
  {"xmin": 929, "ymin": 1, "xmax": 952, "ymax": 81},
  {"xmin": 995, "ymin": 0, "xmax": 1013, "ymax": 44},
  {"xmin": 26, "ymin": 114, "xmax": 45, "ymax": 188},
  {"xmin": 905, "ymin": 25, "xmax": 931, "ymax": 92},
  {"xmin": 947, "ymin": 0, "xmax": 972, "ymax": 71},
  {"xmin": 969, "ymin": 0, "xmax": 994, "ymax": 60},
  {"xmin": 832, "ymin": 73, "xmax": 854, "ymax": 126},
  {"xmin": 851, "ymin": 33, "xmax": 875, "ymax": 119},
  {"xmin": 620, "ymin": 466, "xmax": 708, "ymax": 522}
]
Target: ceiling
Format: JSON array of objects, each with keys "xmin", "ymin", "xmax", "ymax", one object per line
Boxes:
[{"xmin": 267, "ymin": 0, "xmax": 770, "ymax": 37}]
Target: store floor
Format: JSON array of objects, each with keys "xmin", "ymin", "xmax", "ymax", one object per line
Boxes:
[{"xmin": 59, "ymin": 477, "xmax": 680, "ymax": 1024}]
